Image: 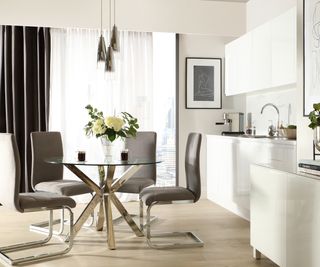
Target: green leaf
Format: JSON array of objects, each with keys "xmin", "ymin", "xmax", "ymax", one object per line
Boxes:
[{"xmin": 314, "ymin": 103, "xmax": 320, "ymax": 111}]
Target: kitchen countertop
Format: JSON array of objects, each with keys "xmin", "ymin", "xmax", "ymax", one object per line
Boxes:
[{"xmin": 206, "ymin": 134, "xmax": 296, "ymax": 145}]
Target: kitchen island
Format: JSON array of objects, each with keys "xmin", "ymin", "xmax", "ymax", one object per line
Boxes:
[
  {"xmin": 206, "ymin": 134, "xmax": 296, "ymax": 220},
  {"xmin": 250, "ymin": 164, "xmax": 320, "ymax": 267}
]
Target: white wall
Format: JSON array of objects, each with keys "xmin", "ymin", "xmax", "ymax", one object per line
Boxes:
[
  {"xmin": 0, "ymin": 0, "xmax": 246, "ymax": 37},
  {"xmin": 178, "ymin": 34, "xmax": 246, "ymax": 198},
  {"xmin": 246, "ymin": 0, "xmax": 296, "ymax": 31}
]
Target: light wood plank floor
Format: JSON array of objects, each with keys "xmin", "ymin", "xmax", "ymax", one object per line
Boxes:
[{"xmin": 0, "ymin": 200, "xmax": 277, "ymax": 267}]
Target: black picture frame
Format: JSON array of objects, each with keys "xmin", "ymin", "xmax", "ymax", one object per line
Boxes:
[{"xmin": 185, "ymin": 57, "xmax": 222, "ymax": 109}]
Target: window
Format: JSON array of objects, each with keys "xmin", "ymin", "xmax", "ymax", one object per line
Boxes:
[{"xmin": 50, "ymin": 29, "xmax": 176, "ymax": 187}]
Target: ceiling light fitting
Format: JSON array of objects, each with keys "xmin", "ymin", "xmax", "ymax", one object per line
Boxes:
[{"xmin": 97, "ymin": 0, "xmax": 107, "ymax": 65}]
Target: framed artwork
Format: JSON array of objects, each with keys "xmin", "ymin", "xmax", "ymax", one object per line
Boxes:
[
  {"xmin": 304, "ymin": 0, "xmax": 320, "ymax": 116},
  {"xmin": 186, "ymin": 57, "xmax": 222, "ymax": 109}
]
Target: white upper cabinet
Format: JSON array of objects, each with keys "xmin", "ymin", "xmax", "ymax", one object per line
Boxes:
[
  {"xmin": 225, "ymin": 7, "xmax": 296, "ymax": 96},
  {"xmin": 271, "ymin": 7, "xmax": 296, "ymax": 87},
  {"xmin": 251, "ymin": 22, "xmax": 272, "ymax": 91},
  {"xmin": 225, "ymin": 33, "xmax": 252, "ymax": 95}
]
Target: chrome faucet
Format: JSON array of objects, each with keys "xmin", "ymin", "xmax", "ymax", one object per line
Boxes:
[{"xmin": 260, "ymin": 103, "xmax": 280, "ymax": 137}]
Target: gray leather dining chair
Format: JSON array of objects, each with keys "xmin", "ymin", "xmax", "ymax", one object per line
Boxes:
[
  {"xmin": 30, "ymin": 131, "xmax": 93, "ymax": 234},
  {"xmin": 115, "ymin": 131, "xmax": 157, "ymax": 224},
  {"xmin": 139, "ymin": 132, "xmax": 204, "ymax": 249},
  {"xmin": 0, "ymin": 133, "xmax": 75, "ymax": 265}
]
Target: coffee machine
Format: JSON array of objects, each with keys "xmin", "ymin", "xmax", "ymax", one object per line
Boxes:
[{"xmin": 216, "ymin": 112, "xmax": 244, "ymax": 135}]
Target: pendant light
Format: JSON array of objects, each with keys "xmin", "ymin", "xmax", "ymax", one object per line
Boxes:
[
  {"xmin": 110, "ymin": 0, "xmax": 120, "ymax": 52},
  {"xmin": 97, "ymin": 0, "xmax": 107, "ymax": 66},
  {"xmin": 105, "ymin": 0, "xmax": 115, "ymax": 72},
  {"xmin": 105, "ymin": 45, "xmax": 115, "ymax": 72}
]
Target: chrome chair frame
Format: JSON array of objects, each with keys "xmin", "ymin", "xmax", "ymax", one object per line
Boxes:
[
  {"xmin": 140, "ymin": 199, "xmax": 204, "ymax": 249},
  {"xmin": 30, "ymin": 195, "xmax": 94, "ymax": 236},
  {"xmin": 0, "ymin": 206, "xmax": 74, "ymax": 266}
]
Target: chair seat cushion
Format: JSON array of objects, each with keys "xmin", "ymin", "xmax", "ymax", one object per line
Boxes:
[
  {"xmin": 34, "ymin": 179, "xmax": 92, "ymax": 196},
  {"xmin": 117, "ymin": 178, "xmax": 154, "ymax": 194},
  {"xmin": 19, "ymin": 192, "xmax": 76, "ymax": 210},
  {"xmin": 140, "ymin": 186, "xmax": 195, "ymax": 206}
]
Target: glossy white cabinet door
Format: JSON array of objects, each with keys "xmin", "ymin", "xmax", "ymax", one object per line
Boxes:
[
  {"xmin": 225, "ymin": 41, "xmax": 237, "ymax": 96},
  {"xmin": 236, "ymin": 33, "xmax": 252, "ymax": 94},
  {"xmin": 271, "ymin": 7, "xmax": 296, "ymax": 87},
  {"xmin": 250, "ymin": 165, "xmax": 286, "ymax": 266},
  {"xmin": 207, "ymin": 136, "xmax": 296, "ymax": 221},
  {"xmin": 225, "ymin": 33, "xmax": 252, "ymax": 96},
  {"xmin": 224, "ymin": 7, "xmax": 296, "ymax": 96},
  {"xmin": 285, "ymin": 173, "xmax": 320, "ymax": 267},
  {"xmin": 251, "ymin": 165, "xmax": 320, "ymax": 267},
  {"xmin": 251, "ymin": 21, "xmax": 272, "ymax": 91}
]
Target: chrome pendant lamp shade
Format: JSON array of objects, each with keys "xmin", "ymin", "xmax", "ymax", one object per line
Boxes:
[
  {"xmin": 111, "ymin": 24, "xmax": 120, "ymax": 52},
  {"xmin": 97, "ymin": 0, "xmax": 107, "ymax": 64},
  {"xmin": 105, "ymin": 45, "xmax": 115, "ymax": 72},
  {"xmin": 97, "ymin": 35, "xmax": 107, "ymax": 62},
  {"xmin": 110, "ymin": 0, "xmax": 120, "ymax": 52}
]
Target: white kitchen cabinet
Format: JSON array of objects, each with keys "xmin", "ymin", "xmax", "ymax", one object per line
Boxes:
[
  {"xmin": 225, "ymin": 7, "xmax": 296, "ymax": 96},
  {"xmin": 225, "ymin": 33, "xmax": 252, "ymax": 95},
  {"xmin": 206, "ymin": 135, "xmax": 296, "ymax": 220},
  {"xmin": 251, "ymin": 22, "xmax": 272, "ymax": 91},
  {"xmin": 251, "ymin": 164, "xmax": 320, "ymax": 267},
  {"xmin": 271, "ymin": 7, "xmax": 296, "ymax": 87}
]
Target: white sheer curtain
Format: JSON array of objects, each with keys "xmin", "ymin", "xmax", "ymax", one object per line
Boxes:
[{"xmin": 49, "ymin": 28, "xmax": 153, "ymax": 200}]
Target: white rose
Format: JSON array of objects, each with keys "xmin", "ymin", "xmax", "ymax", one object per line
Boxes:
[
  {"xmin": 92, "ymin": 119, "xmax": 105, "ymax": 135},
  {"xmin": 105, "ymin": 116, "xmax": 124, "ymax": 132}
]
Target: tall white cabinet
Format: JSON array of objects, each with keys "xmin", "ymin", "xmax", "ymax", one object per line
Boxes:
[{"xmin": 225, "ymin": 7, "xmax": 296, "ymax": 95}]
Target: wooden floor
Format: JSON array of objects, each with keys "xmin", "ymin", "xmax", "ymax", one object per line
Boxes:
[{"xmin": 0, "ymin": 199, "xmax": 277, "ymax": 267}]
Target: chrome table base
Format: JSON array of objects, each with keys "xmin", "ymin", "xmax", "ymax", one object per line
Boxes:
[{"xmin": 64, "ymin": 164, "xmax": 144, "ymax": 250}]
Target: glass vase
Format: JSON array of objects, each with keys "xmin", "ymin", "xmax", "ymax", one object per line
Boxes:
[{"xmin": 100, "ymin": 136, "xmax": 114, "ymax": 160}]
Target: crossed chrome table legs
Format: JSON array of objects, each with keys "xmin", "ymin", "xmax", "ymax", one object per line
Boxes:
[{"xmin": 64, "ymin": 164, "xmax": 144, "ymax": 250}]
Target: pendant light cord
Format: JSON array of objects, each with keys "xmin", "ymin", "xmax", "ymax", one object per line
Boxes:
[
  {"xmin": 109, "ymin": 0, "xmax": 111, "ymax": 32},
  {"xmin": 100, "ymin": 0, "xmax": 103, "ymax": 34},
  {"xmin": 114, "ymin": 0, "xmax": 116, "ymax": 25}
]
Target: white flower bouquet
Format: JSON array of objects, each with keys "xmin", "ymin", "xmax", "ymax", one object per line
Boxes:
[{"xmin": 84, "ymin": 105, "xmax": 139, "ymax": 142}]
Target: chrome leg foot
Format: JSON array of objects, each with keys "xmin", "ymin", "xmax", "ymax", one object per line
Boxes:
[
  {"xmin": 0, "ymin": 207, "xmax": 74, "ymax": 265},
  {"xmin": 145, "ymin": 202, "xmax": 204, "ymax": 249}
]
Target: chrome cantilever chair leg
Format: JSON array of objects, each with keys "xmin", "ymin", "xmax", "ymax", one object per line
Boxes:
[
  {"xmin": 30, "ymin": 194, "xmax": 95, "ymax": 235},
  {"xmin": 143, "ymin": 201, "xmax": 204, "ymax": 249},
  {"xmin": 0, "ymin": 206, "xmax": 74, "ymax": 266}
]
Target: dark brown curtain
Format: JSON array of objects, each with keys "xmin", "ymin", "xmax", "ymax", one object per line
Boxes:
[{"xmin": 0, "ymin": 26, "xmax": 51, "ymax": 192}]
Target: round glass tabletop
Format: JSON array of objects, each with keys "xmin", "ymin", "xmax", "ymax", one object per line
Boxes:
[{"xmin": 45, "ymin": 157, "xmax": 162, "ymax": 166}]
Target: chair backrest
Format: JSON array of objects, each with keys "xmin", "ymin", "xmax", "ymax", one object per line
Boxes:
[
  {"xmin": 125, "ymin": 131, "xmax": 157, "ymax": 183},
  {"xmin": 0, "ymin": 134, "xmax": 22, "ymax": 212},
  {"xmin": 30, "ymin": 132, "xmax": 64, "ymax": 189},
  {"xmin": 185, "ymin": 133, "xmax": 202, "ymax": 202}
]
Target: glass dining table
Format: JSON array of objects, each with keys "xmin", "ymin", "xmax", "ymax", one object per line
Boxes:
[{"xmin": 46, "ymin": 157, "xmax": 161, "ymax": 250}]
